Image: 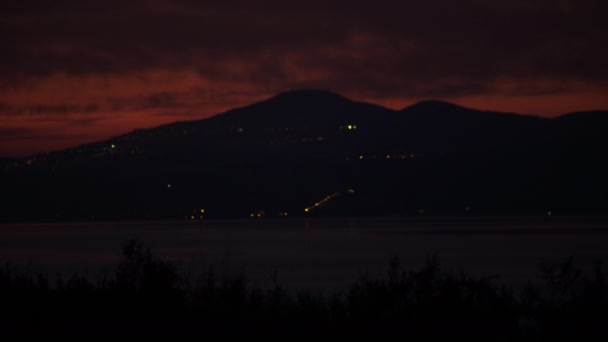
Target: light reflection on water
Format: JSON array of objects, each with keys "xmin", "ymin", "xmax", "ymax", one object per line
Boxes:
[{"xmin": 1, "ymin": 217, "xmax": 607, "ymax": 291}]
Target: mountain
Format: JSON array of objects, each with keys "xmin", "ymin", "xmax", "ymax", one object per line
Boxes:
[{"xmin": 2, "ymin": 90, "xmax": 607, "ymax": 221}]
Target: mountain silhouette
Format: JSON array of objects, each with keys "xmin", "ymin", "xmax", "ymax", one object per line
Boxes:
[
  {"xmin": 207, "ymin": 89, "xmax": 394, "ymax": 132},
  {"xmin": 1, "ymin": 90, "xmax": 607, "ymax": 221}
]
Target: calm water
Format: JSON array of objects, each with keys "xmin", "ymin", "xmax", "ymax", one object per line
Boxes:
[{"xmin": 1, "ymin": 217, "xmax": 607, "ymax": 291}]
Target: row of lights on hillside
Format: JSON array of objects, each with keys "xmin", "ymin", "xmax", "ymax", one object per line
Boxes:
[
  {"xmin": 249, "ymin": 211, "xmax": 289, "ymax": 218},
  {"xmin": 355, "ymin": 153, "xmax": 420, "ymax": 160},
  {"xmin": 182, "ymin": 207, "xmax": 554, "ymax": 219}
]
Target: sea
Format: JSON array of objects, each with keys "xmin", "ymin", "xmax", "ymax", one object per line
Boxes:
[{"xmin": 1, "ymin": 217, "xmax": 607, "ymax": 292}]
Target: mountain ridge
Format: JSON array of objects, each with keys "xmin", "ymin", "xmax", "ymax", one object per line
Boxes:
[
  {"xmin": 2, "ymin": 89, "xmax": 608, "ymax": 221},
  {"xmin": 5, "ymin": 90, "xmax": 607, "ymax": 161}
]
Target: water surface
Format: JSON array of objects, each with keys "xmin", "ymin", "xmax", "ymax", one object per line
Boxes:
[{"xmin": 1, "ymin": 217, "xmax": 607, "ymax": 290}]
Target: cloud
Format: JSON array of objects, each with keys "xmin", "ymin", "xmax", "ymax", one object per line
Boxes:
[
  {"xmin": 0, "ymin": 127, "xmax": 36, "ymax": 142},
  {"xmin": 65, "ymin": 117, "xmax": 106, "ymax": 126},
  {"xmin": 1, "ymin": 0, "xmax": 608, "ymax": 157},
  {"xmin": 0, "ymin": 103, "xmax": 101, "ymax": 116},
  {"xmin": 2, "ymin": 0, "xmax": 606, "ymax": 90}
]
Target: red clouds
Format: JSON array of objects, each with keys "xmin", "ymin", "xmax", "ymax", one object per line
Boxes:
[{"xmin": 1, "ymin": 0, "xmax": 607, "ymax": 157}]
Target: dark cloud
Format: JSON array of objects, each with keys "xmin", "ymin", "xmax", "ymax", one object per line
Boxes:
[
  {"xmin": 1, "ymin": 0, "xmax": 606, "ymax": 98},
  {"xmin": 0, "ymin": 127, "xmax": 35, "ymax": 142},
  {"xmin": 106, "ymin": 90, "xmax": 204, "ymax": 112},
  {"xmin": 66, "ymin": 117, "xmax": 105, "ymax": 126},
  {"xmin": 0, "ymin": 126, "xmax": 88, "ymax": 143},
  {"xmin": 0, "ymin": 103, "xmax": 101, "ymax": 116},
  {"xmin": 0, "ymin": 88, "xmax": 209, "ymax": 118}
]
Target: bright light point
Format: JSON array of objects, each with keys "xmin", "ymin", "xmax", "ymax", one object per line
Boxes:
[
  {"xmin": 200, "ymin": 209, "xmax": 205, "ymax": 213},
  {"xmin": 167, "ymin": 184, "xmax": 171, "ymax": 188},
  {"xmin": 386, "ymin": 155, "xmax": 391, "ymax": 159},
  {"xmin": 190, "ymin": 215, "xmax": 195, "ymax": 220},
  {"xmin": 111, "ymin": 144, "xmax": 116, "ymax": 149},
  {"xmin": 304, "ymin": 208, "xmax": 309, "ymax": 212},
  {"xmin": 547, "ymin": 211, "xmax": 552, "ymax": 216},
  {"xmin": 347, "ymin": 125, "xmax": 353, "ymax": 130},
  {"xmin": 359, "ymin": 155, "xmax": 364, "ymax": 160}
]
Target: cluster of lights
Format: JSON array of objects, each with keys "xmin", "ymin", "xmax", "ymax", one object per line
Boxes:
[
  {"xmin": 339, "ymin": 124, "xmax": 358, "ymax": 130},
  {"xmin": 189, "ymin": 208, "xmax": 205, "ymax": 220},
  {"xmin": 248, "ymin": 211, "xmax": 288, "ymax": 218},
  {"xmin": 249, "ymin": 210, "xmax": 265, "ymax": 218},
  {"xmin": 304, "ymin": 192, "xmax": 341, "ymax": 213}
]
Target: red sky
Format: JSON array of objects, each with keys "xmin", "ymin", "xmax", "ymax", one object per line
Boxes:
[{"xmin": 1, "ymin": 0, "xmax": 608, "ymax": 158}]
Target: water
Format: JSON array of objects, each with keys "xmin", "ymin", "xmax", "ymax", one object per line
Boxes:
[{"xmin": 1, "ymin": 217, "xmax": 607, "ymax": 291}]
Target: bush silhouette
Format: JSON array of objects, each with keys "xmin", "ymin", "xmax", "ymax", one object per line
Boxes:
[
  {"xmin": 115, "ymin": 239, "xmax": 179, "ymax": 294},
  {"xmin": 1, "ymin": 241, "xmax": 607, "ymax": 339}
]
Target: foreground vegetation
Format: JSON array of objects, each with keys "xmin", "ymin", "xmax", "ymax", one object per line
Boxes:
[{"xmin": 1, "ymin": 240, "xmax": 607, "ymax": 339}]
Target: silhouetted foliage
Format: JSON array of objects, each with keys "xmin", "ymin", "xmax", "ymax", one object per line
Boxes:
[
  {"xmin": 1, "ymin": 241, "xmax": 607, "ymax": 339},
  {"xmin": 115, "ymin": 239, "xmax": 179, "ymax": 294}
]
